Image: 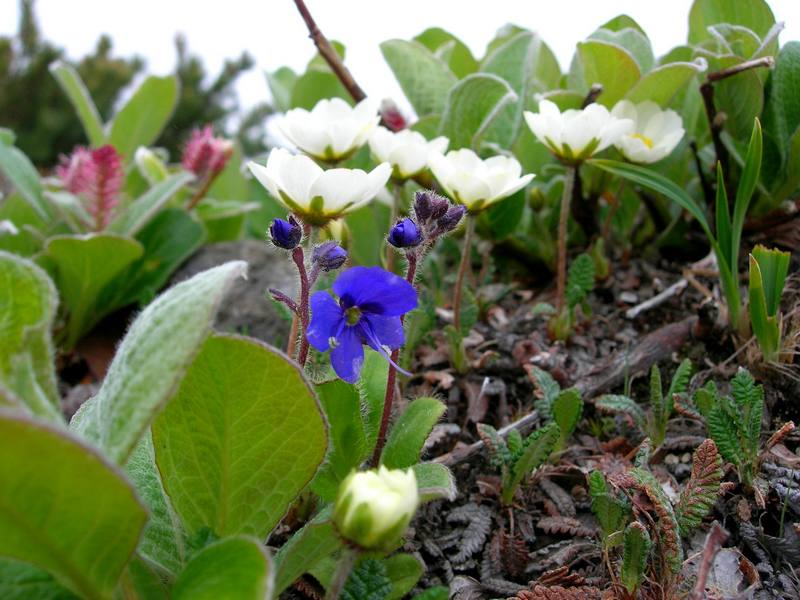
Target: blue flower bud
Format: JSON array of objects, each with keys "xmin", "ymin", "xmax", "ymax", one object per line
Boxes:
[
  {"xmin": 435, "ymin": 204, "xmax": 466, "ymax": 234},
  {"xmin": 413, "ymin": 190, "xmax": 449, "ymax": 223},
  {"xmin": 387, "ymin": 218, "xmax": 423, "ymax": 248},
  {"xmin": 269, "ymin": 216, "xmax": 302, "ymax": 249},
  {"xmin": 312, "ymin": 241, "xmax": 348, "ymax": 271}
]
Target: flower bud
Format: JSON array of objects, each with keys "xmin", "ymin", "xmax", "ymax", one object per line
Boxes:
[
  {"xmin": 134, "ymin": 147, "xmax": 169, "ymax": 185},
  {"xmin": 269, "ymin": 216, "xmax": 302, "ymax": 250},
  {"xmin": 312, "ymin": 241, "xmax": 348, "ymax": 271},
  {"xmin": 434, "ymin": 204, "xmax": 466, "ymax": 234},
  {"xmin": 182, "ymin": 125, "xmax": 234, "ymax": 179},
  {"xmin": 387, "ymin": 218, "xmax": 423, "ymax": 248},
  {"xmin": 380, "ymin": 99, "xmax": 407, "ymax": 132},
  {"xmin": 333, "ymin": 466, "xmax": 418, "ymax": 550},
  {"xmin": 413, "ymin": 190, "xmax": 449, "ymax": 223}
]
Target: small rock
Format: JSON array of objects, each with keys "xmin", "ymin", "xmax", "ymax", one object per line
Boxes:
[{"xmin": 620, "ymin": 291, "xmax": 638, "ymax": 304}]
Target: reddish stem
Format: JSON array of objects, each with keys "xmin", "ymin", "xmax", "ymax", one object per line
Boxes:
[
  {"xmin": 370, "ymin": 253, "xmax": 418, "ymax": 467},
  {"xmin": 293, "ymin": 246, "xmax": 311, "ymax": 367}
]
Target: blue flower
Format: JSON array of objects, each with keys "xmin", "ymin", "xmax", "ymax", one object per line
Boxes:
[
  {"xmin": 307, "ymin": 266, "xmax": 418, "ymax": 383},
  {"xmin": 388, "ymin": 218, "xmax": 423, "ymax": 248}
]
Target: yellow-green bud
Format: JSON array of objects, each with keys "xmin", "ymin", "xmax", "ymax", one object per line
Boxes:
[{"xmin": 333, "ymin": 466, "xmax": 418, "ymax": 551}]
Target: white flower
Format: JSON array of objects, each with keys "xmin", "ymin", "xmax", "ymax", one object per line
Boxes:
[
  {"xmin": 334, "ymin": 466, "xmax": 418, "ymax": 550},
  {"xmin": 279, "ymin": 97, "xmax": 380, "ymax": 161},
  {"xmin": 247, "ymin": 148, "xmax": 391, "ymax": 225},
  {"xmin": 428, "ymin": 149, "xmax": 534, "ymax": 213},
  {"xmin": 368, "ymin": 126, "xmax": 449, "ymax": 179},
  {"xmin": 523, "ymin": 99, "xmax": 634, "ymax": 163},
  {"xmin": 610, "ymin": 100, "xmax": 685, "ymax": 164}
]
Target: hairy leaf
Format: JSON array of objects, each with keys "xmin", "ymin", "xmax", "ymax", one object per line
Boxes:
[
  {"xmin": 342, "ymin": 559, "xmax": 392, "ymax": 600},
  {"xmin": 504, "ymin": 423, "xmax": 559, "ymax": 505},
  {"xmin": 595, "ymin": 394, "xmax": 646, "ymax": 430},
  {"xmin": 477, "ymin": 422, "xmax": 510, "ymax": 470},
  {"xmin": 627, "ymin": 468, "xmax": 683, "ymax": 573},
  {"xmin": 381, "ymin": 397, "xmax": 446, "ymax": 469},
  {"xmin": 621, "ymin": 522, "xmax": 651, "ymax": 594},
  {"xmin": 552, "ymin": 388, "xmax": 583, "ymax": 447},
  {"xmin": 528, "ymin": 365, "xmax": 561, "ymax": 418},
  {"xmin": 588, "ymin": 471, "xmax": 629, "ymax": 545},
  {"xmin": 676, "ymin": 439, "xmax": 723, "ymax": 534},
  {"xmin": 565, "ymin": 253, "xmax": 595, "ymax": 309}
]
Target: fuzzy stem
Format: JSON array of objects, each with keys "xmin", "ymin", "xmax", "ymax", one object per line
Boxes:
[
  {"xmin": 325, "ymin": 547, "xmax": 359, "ymax": 600},
  {"xmin": 186, "ymin": 172, "xmax": 218, "ymax": 210},
  {"xmin": 287, "ymin": 222, "xmax": 313, "ymax": 360},
  {"xmin": 370, "ymin": 253, "xmax": 418, "ymax": 468},
  {"xmin": 293, "ymin": 246, "xmax": 311, "ymax": 367},
  {"xmin": 452, "ymin": 215, "xmax": 475, "ymax": 333},
  {"xmin": 556, "ymin": 166, "xmax": 576, "ymax": 313}
]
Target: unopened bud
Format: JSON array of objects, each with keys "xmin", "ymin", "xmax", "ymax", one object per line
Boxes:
[
  {"xmin": 380, "ymin": 99, "xmax": 407, "ymax": 132},
  {"xmin": 413, "ymin": 190, "xmax": 449, "ymax": 223},
  {"xmin": 435, "ymin": 204, "xmax": 466, "ymax": 234},
  {"xmin": 269, "ymin": 216, "xmax": 302, "ymax": 250},
  {"xmin": 388, "ymin": 218, "xmax": 423, "ymax": 248},
  {"xmin": 312, "ymin": 241, "xmax": 348, "ymax": 271},
  {"xmin": 333, "ymin": 466, "xmax": 418, "ymax": 550}
]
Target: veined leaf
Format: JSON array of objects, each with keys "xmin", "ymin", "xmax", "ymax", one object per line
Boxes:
[
  {"xmin": 503, "ymin": 422, "xmax": 559, "ymax": 505},
  {"xmin": 381, "ymin": 397, "xmax": 446, "ymax": 469},
  {"xmin": 274, "ymin": 511, "xmax": 340, "ymax": 595},
  {"xmin": 380, "ymin": 40, "xmax": 456, "ymax": 116},
  {"xmin": 413, "ymin": 462, "xmax": 457, "ymax": 503},
  {"xmin": 676, "ymin": 439, "xmax": 723, "ymax": 534},
  {"xmin": 596, "ymin": 394, "xmax": 646, "ymax": 430},
  {"xmin": 621, "ymin": 522, "xmax": 651, "ymax": 594}
]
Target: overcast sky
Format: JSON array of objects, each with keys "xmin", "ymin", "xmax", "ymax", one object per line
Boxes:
[{"xmin": 2, "ymin": 0, "xmax": 799, "ymax": 113}]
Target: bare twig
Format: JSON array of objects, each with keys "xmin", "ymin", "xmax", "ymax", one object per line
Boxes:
[
  {"xmin": 292, "ymin": 0, "xmax": 366, "ymax": 102},
  {"xmin": 689, "ymin": 522, "xmax": 728, "ymax": 600},
  {"xmin": 625, "ymin": 279, "xmax": 688, "ymax": 319},
  {"xmin": 581, "ymin": 83, "xmax": 603, "ymax": 108}
]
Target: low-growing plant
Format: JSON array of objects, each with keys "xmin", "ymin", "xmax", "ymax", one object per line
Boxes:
[
  {"xmin": 749, "ymin": 244, "xmax": 791, "ymax": 363},
  {"xmin": 596, "ymin": 358, "xmax": 693, "ymax": 448},
  {"xmin": 534, "ymin": 252, "xmax": 596, "ymax": 341},
  {"xmin": 527, "ymin": 365, "xmax": 585, "ymax": 449},
  {"xmin": 477, "ymin": 421, "xmax": 560, "ymax": 505}
]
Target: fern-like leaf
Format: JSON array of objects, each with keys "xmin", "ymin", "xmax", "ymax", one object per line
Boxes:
[
  {"xmin": 529, "ymin": 366, "xmax": 561, "ymax": 418},
  {"xmin": 626, "ymin": 468, "xmax": 683, "ymax": 574},
  {"xmin": 477, "ymin": 423, "xmax": 510, "ymax": 471},
  {"xmin": 705, "ymin": 404, "xmax": 745, "ymax": 467},
  {"xmin": 507, "ymin": 428, "xmax": 523, "ymax": 456},
  {"xmin": 595, "ymin": 394, "xmax": 646, "ymax": 430},
  {"xmin": 621, "ymin": 521, "xmax": 652, "ymax": 595},
  {"xmin": 666, "ymin": 358, "xmax": 692, "ymax": 402},
  {"xmin": 588, "ymin": 471, "xmax": 629, "ymax": 546},
  {"xmin": 552, "ymin": 388, "xmax": 583, "ymax": 447},
  {"xmin": 503, "ymin": 423, "xmax": 559, "ymax": 505},
  {"xmin": 565, "ymin": 253, "xmax": 595, "ymax": 309},
  {"xmin": 649, "ymin": 364, "xmax": 666, "ymax": 446},
  {"xmin": 731, "ymin": 368, "xmax": 764, "ymax": 463},
  {"xmin": 676, "ymin": 439, "xmax": 723, "ymax": 535}
]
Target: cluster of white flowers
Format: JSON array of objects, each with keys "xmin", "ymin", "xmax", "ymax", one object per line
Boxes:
[{"xmin": 247, "ymin": 94, "xmax": 684, "ymax": 224}]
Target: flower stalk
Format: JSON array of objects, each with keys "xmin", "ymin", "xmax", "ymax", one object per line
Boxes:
[
  {"xmin": 452, "ymin": 215, "xmax": 475, "ymax": 333},
  {"xmin": 324, "ymin": 547, "xmax": 359, "ymax": 600},
  {"xmin": 293, "ymin": 246, "xmax": 312, "ymax": 367},
  {"xmin": 556, "ymin": 166, "xmax": 576, "ymax": 314}
]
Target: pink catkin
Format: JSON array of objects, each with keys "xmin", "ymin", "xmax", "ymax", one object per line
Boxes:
[
  {"xmin": 181, "ymin": 125, "xmax": 233, "ymax": 180},
  {"xmin": 57, "ymin": 145, "xmax": 123, "ymax": 230}
]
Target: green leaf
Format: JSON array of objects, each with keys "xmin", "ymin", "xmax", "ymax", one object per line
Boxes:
[
  {"xmin": 383, "ymin": 554, "xmax": 424, "ymax": 600},
  {"xmin": 414, "ymin": 28, "xmax": 478, "ymax": 79},
  {"xmin": 120, "ymin": 555, "xmax": 169, "ymax": 600},
  {"xmin": 106, "ymin": 172, "xmax": 194, "ymax": 236},
  {"xmin": 0, "ymin": 410, "xmax": 147, "ymax": 599},
  {"xmin": 0, "ymin": 558, "xmax": 77, "ymax": 600},
  {"xmin": 274, "ymin": 512, "xmax": 341, "ymax": 595},
  {"xmin": 0, "ymin": 143, "xmax": 52, "ymax": 221},
  {"xmin": 414, "ymin": 587, "xmax": 449, "ymax": 600},
  {"xmin": 589, "ymin": 159, "xmax": 714, "ymax": 241},
  {"xmin": 43, "ymin": 234, "xmax": 143, "ymax": 349},
  {"xmin": 108, "ymin": 75, "xmax": 179, "ymax": 160},
  {"xmin": 413, "ymin": 462, "xmax": 457, "ymax": 503},
  {"xmin": 49, "ymin": 61, "xmax": 105, "ymax": 147},
  {"xmin": 676, "ymin": 439, "xmax": 723, "ymax": 534},
  {"xmin": 588, "ymin": 471, "xmax": 629, "ymax": 545},
  {"xmin": 688, "ymin": 0, "xmax": 776, "ymax": 45},
  {"xmin": 0, "ymin": 252, "xmax": 60, "ymax": 420},
  {"xmin": 290, "ymin": 69, "xmax": 351, "ymax": 110},
  {"xmin": 749, "ymin": 248, "xmax": 788, "ymax": 362},
  {"xmin": 381, "ymin": 397, "xmax": 446, "ymax": 469},
  {"xmin": 625, "ymin": 59, "xmax": 707, "ymax": 105},
  {"xmin": 438, "ymin": 74, "xmax": 517, "ymax": 150},
  {"xmin": 125, "ymin": 432, "xmax": 186, "ymax": 576},
  {"xmin": 590, "ymin": 28, "xmax": 654, "ymax": 73},
  {"xmin": 476, "ymin": 422, "xmax": 510, "ymax": 469},
  {"xmin": 709, "ymin": 54, "xmax": 764, "ymax": 139},
  {"xmin": 575, "ymin": 40, "xmax": 641, "ymax": 107},
  {"xmin": 649, "ymin": 364, "xmax": 666, "ymax": 441},
  {"xmin": 113, "ymin": 208, "xmax": 207, "ymax": 307},
  {"xmin": 528, "ymin": 365, "xmax": 561, "ymax": 418},
  {"xmin": 565, "ymin": 253, "xmax": 595, "ymax": 309},
  {"xmin": 503, "ymin": 422, "xmax": 559, "ymax": 505},
  {"xmin": 153, "ymin": 334, "xmax": 327, "ymax": 538},
  {"xmin": 0, "ymin": 193, "xmax": 48, "ymax": 257},
  {"xmin": 552, "ymin": 388, "xmax": 583, "ymax": 445},
  {"xmin": 599, "ymin": 14, "xmax": 647, "ymax": 35},
  {"xmin": 358, "ymin": 348, "xmax": 390, "ymax": 455},
  {"xmin": 266, "ymin": 66, "xmax": 298, "ymax": 113},
  {"xmin": 342, "ymin": 559, "xmax": 392, "ymax": 600},
  {"xmin": 666, "ymin": 359, "xmax": 693, "ymax": 403},
  {"xmin": 596, "ymin": 394, "xmax": 646, "ymax": 430},
  {"xmin": 380, "ymin": 40, "xmax": 456, "ymax": 116},
  {"xmin": 313, "ymin": 379, "xmax": 367, "ymax": 500},
  {"xmin": 481, "ymin": 31, "xmax": 560, "ymax": 146},
  {"xmin": 730, "ymin": 119, "xmax": 762, "ymax": 269},
  {"xmin": 761, "ymin": 42, "xmax": 800, "ymax": 184},
  {"xmin": 628, "ymin": 468, "xmax": 682, "ymax": 573},
  {"xmin": 172, "ymin": 537, "xmax": 273, "ymax": 600},
  {"xmin": 621, "ymin": 522, "xmax": 651, "ymax": 594},
  {"xmin": 72, "ymin": 261, "xmax": 247, "ymax": 464}
]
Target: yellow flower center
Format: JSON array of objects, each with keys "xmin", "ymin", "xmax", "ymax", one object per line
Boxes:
[
  {"xmin": 632, "ymin": 133, "xmax": 654, "ymax": 149},
  {"xmin": 345, "ymin": 306, "xmax": 362, "ymax": 326}
]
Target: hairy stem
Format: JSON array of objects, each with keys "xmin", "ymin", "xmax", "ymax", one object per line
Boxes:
[
  {"xmin": 325, "ymin": 547, "xmax": 359, "ymax": 600},
  {"xmin": 370, "ymin": 253, "xmax": 418, "ymax": 468},
  {"xmin": 452, "ymin": 215, "xmax": 475, "ymax": 333},
  {"xmin": 292, "ymin": 0, "xmax": 366, "ymax": 103},
  {"xmin": 186, "ymin": 172, "xmax": 218, "ymax": 210},
  {"xmin": 293, "ymin": 247, "xmax": 311, "ymax": 367},
  {"xmin": 556, "ymin": 166, "xmax": 576, "ymax": 313}
]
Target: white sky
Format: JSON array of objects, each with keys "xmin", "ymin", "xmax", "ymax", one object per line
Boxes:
[{"xmin": 2, "ymin": 0, "xmax": 799, "ymax": 113}]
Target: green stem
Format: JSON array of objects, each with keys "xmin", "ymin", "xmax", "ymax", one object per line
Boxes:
[
  {"xmin": 452, "ymin": 215, "xmax": 475, "ymax": 333},
  {"xmin": 325, "ymin": 547, "xmax": 359, "ymax": 600},
  {"xmin": 556, "ymin": 166, "xmax": 576, "ymax": 313}
]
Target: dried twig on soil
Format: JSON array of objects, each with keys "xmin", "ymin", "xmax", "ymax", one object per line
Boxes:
[{"xmin": 689, "ymin": 522, "xmax": 729, "ymax": 600}]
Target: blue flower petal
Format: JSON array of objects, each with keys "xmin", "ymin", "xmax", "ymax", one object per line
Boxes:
[
  {"xmin": 362, "ymin": 314, "xmax": 405, "ymax": 349},
  {"xmin": 333, "ymin": 266, "xmax": 417, "ymax": 316},
  {"xmin": 307, "ymin": 291, "xmax": 344, "ymax": 352},
  {"xmin": 330, "ymin": 325, "xmax": 364, "ymax": 383}
]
